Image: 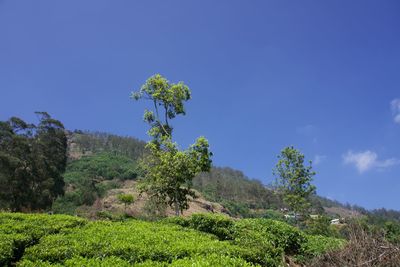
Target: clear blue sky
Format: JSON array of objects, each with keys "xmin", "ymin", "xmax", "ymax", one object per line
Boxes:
[{"xmin": 1, "ymin": 1, "xmax": 400, "ymax": 210}]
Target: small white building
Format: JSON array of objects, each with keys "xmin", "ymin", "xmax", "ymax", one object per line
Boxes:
[{"xmin": 330, "ymin": 218, "xmax": 340, "ymax": 225}]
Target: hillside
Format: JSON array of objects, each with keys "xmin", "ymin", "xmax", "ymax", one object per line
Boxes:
[{"xmin": 60, "ymin": 130, "xmax": 400, "ymax": 222}]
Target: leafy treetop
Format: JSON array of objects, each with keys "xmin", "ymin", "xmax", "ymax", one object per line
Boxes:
[
  {"xmin": 273, "ymin": 146, "xmax": 316, "ymax": 216},
  {"xmin": 131, "ymin": 74, "xmax": 191, "ymax": 141}
]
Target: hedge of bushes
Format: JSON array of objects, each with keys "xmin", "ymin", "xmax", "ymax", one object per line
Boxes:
[
  {"xmin": 21, "ymin": 219, "xmax": 263, "ymax": 266},
  {"xmin": 1, "ymin": 212, "xmax": 345, "ymax": 267},
  {"xmin": 165, "ymin": 213, "xmax": 345, "ymax": 266},
  {"xmin": 19, "ymin": 254, "xmax": 258, "ymax": 267},
  {"xmin": 0, "ymin": 213, "xmax": 86, "ymax": 266}
]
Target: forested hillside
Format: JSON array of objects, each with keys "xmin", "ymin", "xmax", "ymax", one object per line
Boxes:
[
  {"xmin": 67, "ymin": 130, "xmax": 146, "ymax": 160},
  {"xmin": 62, "ymin": 130, "xmax": 400, "ymax": 223}
]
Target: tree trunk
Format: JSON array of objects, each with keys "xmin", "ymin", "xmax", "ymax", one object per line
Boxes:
[{"xmin": 174, "ymin": 188, "xmax": 180, "ymax": 216}]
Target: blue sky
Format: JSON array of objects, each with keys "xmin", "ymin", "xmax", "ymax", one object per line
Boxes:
[{"xmin": 1, "ymin": 1, "xmax": 400, "ymax": 210}]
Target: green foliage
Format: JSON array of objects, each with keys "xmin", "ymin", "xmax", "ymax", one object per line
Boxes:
[
  {"xmin": 21, "ymin": 219, "xmax": 257, "ymax": 265},
  {"xmin": 19, "ymin": 254, "xmax": 258, "ymax": 267},
  {"xmin": 52, "ymin": 153, "xmax": 138, "ymax": 214},
  {"xmin": 262, "ymin": 209, "xmax": 285, "ymax": 221},
  {"xmin": 185, "ymin": 213, "xmax": 235, "ymax": 240},
  {"xmin": 166, "ymin": 254, "xmax": 259, "ymax": 266},
  {"xmin": 1, "ymin": 212, "xmax": 349, "ymax": 266},
  {"xmin": 167, "ymin": 215, "xmax": 308, "ymax": 266},
  {"xmin": 305, "ymin": 216, "xmax": 339, "ymax": 237},
  {"xmin": 273, "ymin": 146, "xmax": 316, "ymax": 215},
  {"xmin": 133, "ymin": 74, "xmax": 212, "ymax": 216},
  {"xmin": 384, "ymin": 221, "xmax": 400, "ymax": 244},
  {"xmin": 117, "ymin": 194, "xmax": 135, "ymax": 205},
  {"xmin": 117, "ymin": 194, "xmax": 135, "ymax": 212},
  {"xmin": 193, "ymin": 167, "xmax": 283, "ymax": 218},
  {"xmin": 0, "ymin": 113, "xmax": 67, "ymax": 211},
  {"xmin": 69, "ymin": 131, "xmax": 146, "ymax": 160},
  {"xmin": 139, "ymin": 138, "xmax": 212, "ymax": 216},
  {"xmin": 0, "ymin": 213, "xmax": 86, "ymax": 266},
  {"xmin": 234, "ymin": 219, "xmax": 306, "ymax": 256},
  {"xmin": 131, "ymin": 74, "xmax": 191, "ymax": 140},
  {"xmin": 296, "ymin": 234, "xmax": 346, "ymax": 263},
  {"xmin": 66, "ymin": 153, "xmax": 139, "ymax": 182}
]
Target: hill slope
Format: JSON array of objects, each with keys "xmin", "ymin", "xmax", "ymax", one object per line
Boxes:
[{"xmin": 61, "ymin": 131, "xmax": 400, "ymax": 222}]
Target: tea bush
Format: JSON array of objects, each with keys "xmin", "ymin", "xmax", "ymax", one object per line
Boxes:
[
  {"xmin": 186, "ymin": 213, "xmax": 235, "ymax": 240},
  {"xmin": 295, "ymin": 234, "xmax": 346, "ymax": 264},
  {"xmin": 0, "ymin": 213, "xmax": 86, "ymax": 266},
  {"xmin": 234, "ymin": 218, "xmax": 306, "ymax": 255},
  {"xmin": 19, "ymin": 254, "xmax": 259, "ymax": 267},
  {"xmin": 22, "ymin": 220, "xmax": 260, "ymax": 265},
  {"xmin": 1, "ymin": 212, "xmax": 347, "ymax": 267}
]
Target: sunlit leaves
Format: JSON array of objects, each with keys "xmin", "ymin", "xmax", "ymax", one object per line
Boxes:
[{"xmin": 273, "ymin": 146, "xmax": 316, "ymax": 215}]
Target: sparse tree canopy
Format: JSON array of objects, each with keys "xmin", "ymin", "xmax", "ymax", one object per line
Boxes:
[
  {"xmin": 131, "ymin": 73, "xmax": 191, "ymax": 142},
  {"xmin": 273, "ymin": 146, "xmax": 316, "ymax": 216},
  {"xmin": 132, "ymin": 74, "xmax": 212, "ymax": 216}
]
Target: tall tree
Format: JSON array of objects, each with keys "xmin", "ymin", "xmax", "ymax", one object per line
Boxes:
[
  {"xmin": 132, "ymin": 74, "xmax": 212, "ymax": 216},
  {"xmin": 0, "ymin": 113, "xmax": 67, "ymax": 211},
  {"xmin": 273, "ymin": 146, "xmax": 316, "ymax": 216}
]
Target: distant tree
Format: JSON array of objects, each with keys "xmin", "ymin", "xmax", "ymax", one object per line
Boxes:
[
  {"xmin": 131, "ymin": 74, "xmax": 212, "ymax": 216},
  {"xmin": 273, "ymin": 146, "xmax": 316, "ymax": 216},
  {"xmin": 0, "ymin": 113, "xmax": 67, "ymax": 211},
  {"xmin": 305, "ymin": 215, "xmax": 338, "ymax": 237},
  {"xmin": 117, "ymin": 194, "xmax": 135, "ymax": 212}
]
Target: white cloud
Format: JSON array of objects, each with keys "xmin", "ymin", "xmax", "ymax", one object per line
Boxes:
[
  {"xmin": 391, "ymin": 98, "xmax": 400, "ymax": 124},
  {"xmin": 343, "ymin": 150, "xmax": 400, "ymax": 173},
  {"xmin": 313, "ymin": 155, "xmax": 326, "ymax": 165}
]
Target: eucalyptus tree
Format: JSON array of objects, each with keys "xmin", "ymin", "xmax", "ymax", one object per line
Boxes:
[
  {"xmin": 132, "ymin": 74, "xmax": 212, "ymax": 216},
  {"xmin": 0, "ymin": 113, "xmax": 67, "ymax": 211}
]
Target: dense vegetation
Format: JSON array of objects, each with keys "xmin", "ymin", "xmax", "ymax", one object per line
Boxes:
[
  {"xmin": 0, "ymin": 212, "xmax": 345, "ymax": 267},
  {"xmin": 0, "ymin": 113, "xmax": 67, "ymax": 211},
  {"xmin": 52, "ymin": 152, "xmax": 139, "ymax": 215},
  {"xmin": 2, "ymin": 109, "xmax": 400, "ymax": 266},
  {"xmin": 193, "ymin": 167, "xmax": 283, "ymax": 217},
  {"xmin": 68, "ymin": 130, "xmax": 146, "ymax": 160}
]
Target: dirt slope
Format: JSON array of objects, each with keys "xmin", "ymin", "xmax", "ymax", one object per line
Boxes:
[{"xmin": 82, "ymin": 180, "xmax": 230, "ymax": 218}]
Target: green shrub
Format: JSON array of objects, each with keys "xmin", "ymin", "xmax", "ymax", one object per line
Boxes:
[
  {"xmin": 167, "ymin": 215, "xmax": 306, "ymax": 266},
  {"xmin": 168, "ymin": 254, "xmax": 259, "ymax": 266},
  {"xmin": 22, "ymin": 220, "xmax": 257, "ymax": 265},
  {"xmin": 0, "ymin": 213, "xmax": 86, "ymax": 266},
  {"xmin": 187, "ymin": 213, "xmax": 235, "ymax": 240},
  {"xmin": 305, "ymin": 216, "xmax": 339, "ymax": 237},
  {"xmin": 234, "ymin": 219, "xmax": 306, "ymax": 255},
  {"xmin": 117, "ymin": 194, "xmax": 135, "ymax": 206},
  {"xmin": 18, "ymin": 256, "xmax": 129, "ymax": 267},
  {"xmin": 295, "ymin": 234, "xmax": 346, "ymax": 263},
  {"xmin": 163, "ymin": 216, "xmax": 190, "ymax": 227},
  {"xmin": 262, "ymin": 209, "xmax": 285, "ymax": 221},
  {"xmin": 19, "ymin": 254, "xmax": 259, "ymax": 267}
]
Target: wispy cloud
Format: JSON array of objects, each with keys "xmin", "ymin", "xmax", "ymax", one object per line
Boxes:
[
  {"xmin": 391, "ymin": 98, "xmax": 400, "ymax": 124},
  {"xmin": 343, "ymin": 150, "xmax": 400, "ymax": 173},
  {"xmin": 313, "ymin": 155, "xmax": 326, "ymax": 165}
]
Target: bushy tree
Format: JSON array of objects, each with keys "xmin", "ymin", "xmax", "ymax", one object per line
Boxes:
[
  {"xmin": 117, "ymin": 194, "xmax": 135, "ymax": 212},
  {"xmin": 273, "ymin": 146, "xmax": 316, "ymax": 216},
  {"xmin": 132, "ymin": 74, "xmax": 212, "ymax": 216}
]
